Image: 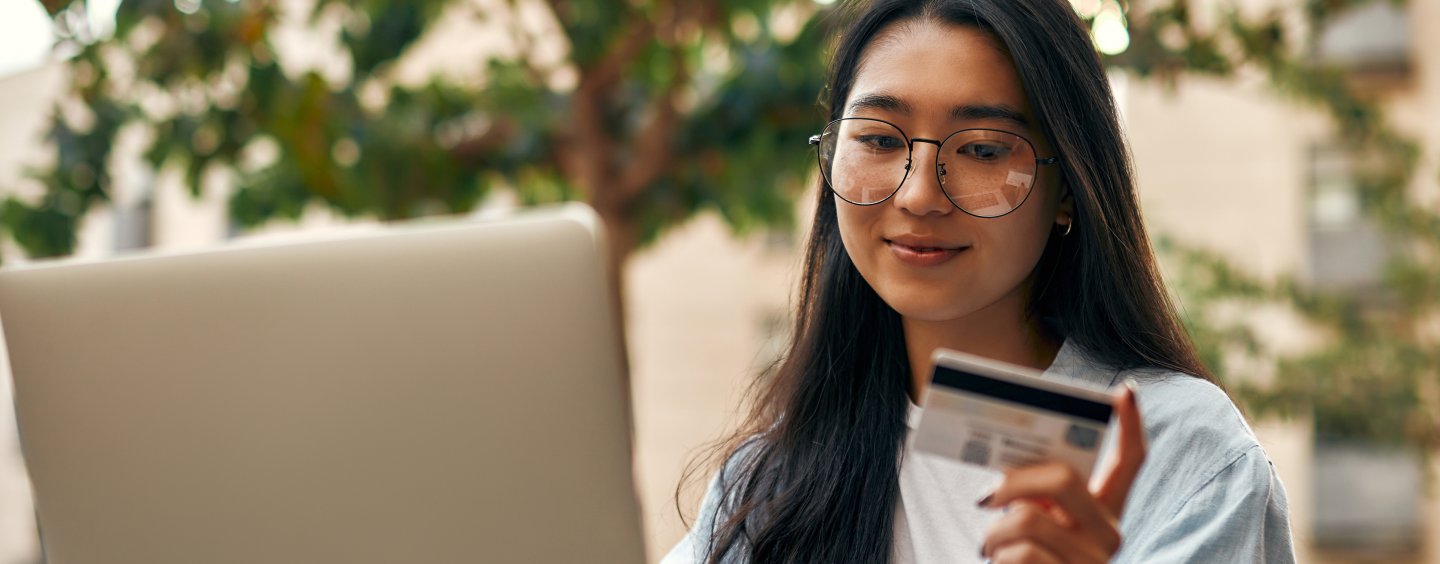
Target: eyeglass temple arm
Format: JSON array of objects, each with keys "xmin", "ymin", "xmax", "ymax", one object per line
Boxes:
[{"xmin": 1038, "ymin": 156, "xmax": 1060, "ymax": 165}]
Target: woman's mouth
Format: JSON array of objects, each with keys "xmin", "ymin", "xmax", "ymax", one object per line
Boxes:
[{"xmin": 885, "ymin": 239, "xmax": 968, "ymax": 267}]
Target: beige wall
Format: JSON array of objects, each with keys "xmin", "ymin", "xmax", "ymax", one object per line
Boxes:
[
  {"xmin": 628, "ymin": 214, "xmax": 801, "ymax": 559},
  {"xmin": 1127, "ymin": 70, "xmax": 1322, "ymax": 281}
]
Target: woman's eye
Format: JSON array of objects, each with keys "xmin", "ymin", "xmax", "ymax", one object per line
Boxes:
[
  {"xmin": 960, "ymin": 142, "xmax": 1009, "ymax": 160},
  {"xmin": 855, "ymin": 135, "xmax": 905, "ymax": 150}
]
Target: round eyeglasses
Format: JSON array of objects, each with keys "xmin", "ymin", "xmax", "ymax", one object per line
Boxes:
[{"xmin": 808, "ymin": 117, "xmax": 1060, "ymax": 218}]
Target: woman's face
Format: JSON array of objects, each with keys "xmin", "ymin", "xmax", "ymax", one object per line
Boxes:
[{"xmin": 835, "ymin": 21, "xmax": 1069, "ymax": 325}]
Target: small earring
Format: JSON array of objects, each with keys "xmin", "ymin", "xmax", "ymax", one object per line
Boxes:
[{"xmin": 1059, "ymin": 221, "xmax": 1074, "ymax": 237}]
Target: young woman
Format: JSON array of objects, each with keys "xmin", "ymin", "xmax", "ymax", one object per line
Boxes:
[{"xmin": 665, "ymin": 0, "xmax": 1295, "ymax": 562}]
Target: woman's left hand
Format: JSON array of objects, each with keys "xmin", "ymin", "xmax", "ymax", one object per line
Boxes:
[{"xmin": 977, "ymin": 384, "xmax": 1147, "ymax": 563}]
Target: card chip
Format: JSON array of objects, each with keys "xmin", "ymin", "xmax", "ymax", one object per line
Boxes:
[
  {"xmin": 1065, "ymin": 424, "xmax": 1100, "ymax": 450},
  {"xmin": 960, "ymin": 439, "xmax": 991, "ymax": 466}
]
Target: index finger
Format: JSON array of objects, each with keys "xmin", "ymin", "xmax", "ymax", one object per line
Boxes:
[{"xmin": 1094, "ymin": 383, "xmax": 1146, "ymax": 517}]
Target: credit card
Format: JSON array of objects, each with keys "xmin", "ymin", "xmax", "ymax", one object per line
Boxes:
[{"xmin": 911, "ymin": 348, "xmax": 1118, "ymax": 481}]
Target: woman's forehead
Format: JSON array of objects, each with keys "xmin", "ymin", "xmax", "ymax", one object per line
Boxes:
[{"xmin": 850, "ymin": 20, "xmax": 1033, "ymax": 126}]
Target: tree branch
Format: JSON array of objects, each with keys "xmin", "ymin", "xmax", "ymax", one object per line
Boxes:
[
  {"xmin": 565, "ymin": 7, "xmax": 657, "ymax": 207},
  {"xmin": 578, "ymin": 18, "xmax": 657, "ymax": 96},
  {"xmin": 448, "ymin": 119, "xmax": 518, "ymax": 162},
  {"xmin": 38, "ymin": 0, "xmax": 69, "ymax": 16},
  {"xmin": 618, "ymin": 46, "xmax": 687, "ymax": 203}
]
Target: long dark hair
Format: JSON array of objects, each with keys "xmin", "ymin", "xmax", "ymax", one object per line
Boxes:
[{"xmin": 683, "ymin": 0, "xmax": 1211, "ymax": 562}]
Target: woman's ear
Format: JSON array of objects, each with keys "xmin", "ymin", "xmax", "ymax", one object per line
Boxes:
[{"xmin": 1055, "ymin": 183, "xmax": 1075, "ymax": 226}]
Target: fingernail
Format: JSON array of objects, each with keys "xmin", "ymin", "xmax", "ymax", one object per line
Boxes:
[
  {"xmin": 979, "ymin": 545, "xmax": 987, "ymax": 558},
  {"xmin": 976, "ymin": 493, "xmax": 993, "ymax": 507}
]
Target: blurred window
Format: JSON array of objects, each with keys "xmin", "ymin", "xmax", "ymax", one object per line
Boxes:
[
  {"xmin": 1315, "ymin": 2, "xmax": 1411, "ymax": 86},
  {"xmin": 1312, "ymin": 439, "xmax": 1421, "ymax": 554},
  {"xmin": 1306, "ymin": 145, "xmax": 1389, "ymax": 294},
  {"xmin": 1307, "ymin": 140, "xmax": 1420, "ymax": 556}
]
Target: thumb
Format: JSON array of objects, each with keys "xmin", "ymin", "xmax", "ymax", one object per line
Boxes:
[{"xmin": 1094, "ymin": 383, "xmax": 1146, "ymax": 517}]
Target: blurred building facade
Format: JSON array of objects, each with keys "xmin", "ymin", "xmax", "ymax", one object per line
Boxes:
[
  {"xmin": 0, "ymin": 1, "xmax": 1437, "ymax": 563},
  {"xmin": 1122, "ymin": 2, "xmax": 1440, "ymax": 562}
]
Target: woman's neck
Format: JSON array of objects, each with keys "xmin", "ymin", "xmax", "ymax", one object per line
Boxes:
[{"xmin": 902, "ymin": 304, "xmax": 1061, "ymax": 405}]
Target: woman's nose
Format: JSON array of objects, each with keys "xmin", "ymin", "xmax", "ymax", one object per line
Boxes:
[{"xmin": 892, "ymin": 142, "xmax": 954, "ymax": 216}]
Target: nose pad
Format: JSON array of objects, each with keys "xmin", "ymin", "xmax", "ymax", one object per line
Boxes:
[
  {"xmin": 893, "ymin": 143, "xmax": 952, "ymax": 214},
  {"xmin": 938, "ymin": 162, "xmax": 947, "ymax": 186}
]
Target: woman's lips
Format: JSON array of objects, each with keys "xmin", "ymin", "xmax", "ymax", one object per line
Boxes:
[{"xmin": 885, "ymin": 240, "xmax": 967, "ymax": 267}]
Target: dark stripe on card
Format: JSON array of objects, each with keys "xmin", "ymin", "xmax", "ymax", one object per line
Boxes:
[{"xmin": 932, "ymin": 365, "xmax": 1112, "ymax": 423}]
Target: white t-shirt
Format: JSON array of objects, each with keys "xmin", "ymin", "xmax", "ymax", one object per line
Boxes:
[{"xmin": 890, "ymin": 399, "xmax": 1001, "ymax": 562}]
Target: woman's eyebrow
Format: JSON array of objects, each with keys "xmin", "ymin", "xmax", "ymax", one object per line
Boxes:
[
  {"xmin": 846, "ymin": 92, "xmax": 911, "ymax": 115},
  {"xmin": 951, "ymin": 103, "xmax": 1030, "ymax": 129},
  {"xmin": 846, "ymin": 94, "xmax": 1031, "ymax": 129},
  {"xmin": 848, "ymin": 93, "xmax": 1031, "ymax": 129}
]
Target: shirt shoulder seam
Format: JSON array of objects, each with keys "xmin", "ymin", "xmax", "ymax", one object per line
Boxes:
[{"xmin": 1156, "ymin": 443, "xmax": 1266, "ymax": 526}]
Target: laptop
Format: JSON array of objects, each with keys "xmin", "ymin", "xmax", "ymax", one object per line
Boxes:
[{"xmin": 0, "ymin": 203, "xmax": 644, "ymax": 563}]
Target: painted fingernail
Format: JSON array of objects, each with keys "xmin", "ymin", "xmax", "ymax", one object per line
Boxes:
[
  {"xmin": 979, "ymin": 543, "xmax": 987, "ymax": 558},
  {"xmin": 976, "ymin": 493, "xmax": 993, "ymax": 507}
]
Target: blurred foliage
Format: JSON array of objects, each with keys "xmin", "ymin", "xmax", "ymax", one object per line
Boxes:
[
  {"xmin": 1107, "ymin": 0, "xmax": 1439, "ymax": 457},
  {"xmin": 3, "ymin": 0, "xmax": 1436, "ymax": 454},
  {"xmin": 6, "ymin": 0, "xmax": 834, "ymax": 282}
]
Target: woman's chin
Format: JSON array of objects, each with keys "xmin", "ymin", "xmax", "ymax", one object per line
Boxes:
[{"xmin": 883, "ymin": 297, "xmax": 973, "ymax": 323}]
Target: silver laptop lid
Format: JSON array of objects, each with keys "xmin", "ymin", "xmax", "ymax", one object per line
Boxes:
[{"xmin": 0, "ymin": 203, "xmax": 642, "ymax": 563}]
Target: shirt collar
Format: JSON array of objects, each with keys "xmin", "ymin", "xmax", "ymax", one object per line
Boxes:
[{"xmin": 1040, "ymin": 338, "xmax": 1124, "ymax": 389}]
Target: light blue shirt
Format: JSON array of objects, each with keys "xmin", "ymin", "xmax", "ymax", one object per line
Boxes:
[{"xmin": 664, "ymin": 340, "xmax": 1296, "ymax": 563}]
